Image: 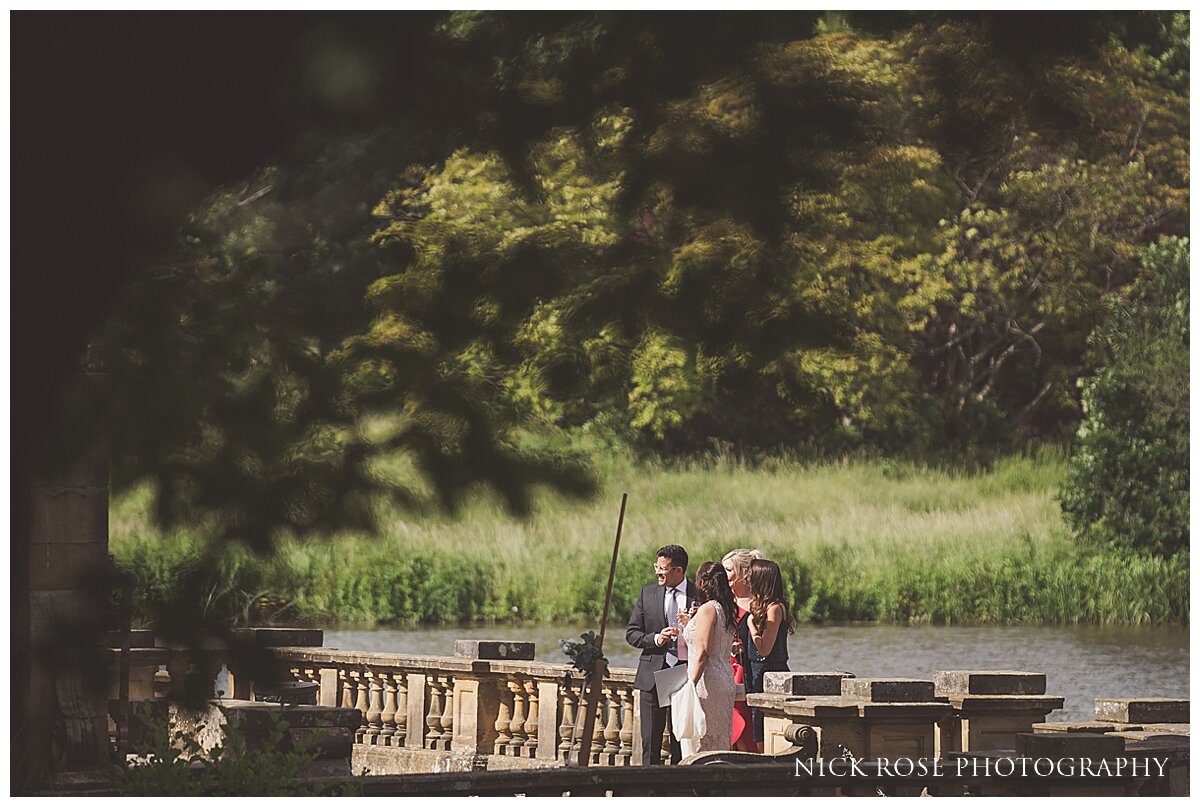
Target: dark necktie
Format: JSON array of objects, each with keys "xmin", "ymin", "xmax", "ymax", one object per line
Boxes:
[{"xmin": 666, "ymin": 587, "xmax": 686, "ymax": 665}]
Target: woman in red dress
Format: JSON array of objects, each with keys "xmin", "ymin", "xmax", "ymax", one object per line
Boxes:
[{"xmin": 722, "ymin": 548, "xmax": 763, "ymax": 752}]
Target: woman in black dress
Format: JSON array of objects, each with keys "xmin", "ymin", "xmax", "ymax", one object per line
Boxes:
[{"xmin": 745, "ymin": 558, "xmax": 794, "ymax": 752}]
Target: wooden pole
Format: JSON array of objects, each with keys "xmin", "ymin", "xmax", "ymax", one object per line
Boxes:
[{"xmin": 571, "ymin": 492, "xmax": 627, "ymax": 767}]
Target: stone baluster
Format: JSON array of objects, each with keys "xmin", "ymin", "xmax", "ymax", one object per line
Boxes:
[
  {"xmin": 424, "ymin": 677, "xmax": 444, "ymax": 749},
  {"xmin": 523, "ymin": 679, "xmax": 539, "ymax": 758},
  {"xmin": 603, "ymin": 683, "xmax": 621, "ymax": 760},
  {"xmin": 618, "ymin": 685, "xmax": 634, "ymax": 765},
  {"xmin": 392, "ymin": 674, "xmax": 409, "ymax": 748},
  {"xmin": 437, "ymin": 675, "xmax": 455, "ymax": 751},
  {"xmin": 591, "ymin": 688, "xmax": 607, "ymax": 765},
  {"xmin": 495, "ymin": 679, "xmax": 514, "ymax": 755},
  {"xmin": 378, "ymin": 672, "xmax": 398, "ymax": 745},
  {"xmin": 363, "ymin": 671, "xmax": 384, "ymax": 745},
  {"xmin": 352, "ymin": 670, "xmax": 370, "ymax": 744},
  {"xmin": 508, "ymin": 678, "xmax": 528, "ymax": 756},
  {"xmin": 557, "ymin": 681, "xmax": 576, "ymax": 762},
  {"xmin": 291, "ymin": 665, "xmax": 319, "ymax": 688},
  {"xmin": 339, "ymin": 668, "xmax": 355, "ymax": 709},
  {"xmin": 574, "ymin": 682, "xmax": 588, "ymax": 762}
]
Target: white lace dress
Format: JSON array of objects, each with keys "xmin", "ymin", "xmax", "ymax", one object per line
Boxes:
[{"xmin": 681, "ymin": 601, "xmax": 735, "ymax": 753}]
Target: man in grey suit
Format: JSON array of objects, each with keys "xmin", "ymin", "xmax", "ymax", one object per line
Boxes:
[{"xmin": 625, "ymin": 544, "xmax": 696, "ymax": 765}]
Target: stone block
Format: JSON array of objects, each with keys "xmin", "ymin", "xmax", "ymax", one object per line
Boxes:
[
  {"xmin": 934, "ymin": 670, "xmax": 1046, "ymax": 697},
  {"xmin": 763, "ymin": 671, "xmax": 853, "ymax": 696},
  {"xmin": 224, "ymin": 702, "xmax": 365, "ymax": 733},
  {"xmin": 232, "ymin": 627, "xmax": 324, "ymax": 647},
  {"xmin": 29, "ymin": 542, "xmax": 108, "ymax": 591},
  {"xmin": 1117, "ymin": 732, "xmax": 1190, "ymax": 751},
  {"xmin": 1031, "ymin": 721, "xmax": 1120, "ymax": 734},
  {"xmin": 953, "ymin": 695, "xmax": 1065, "ymax": 713},
  {"xmin": 453, "ymin": 640, "xmax": 534, "ymax": 661},
  {"xmin": 1095, "ymin": 698, "xmax": 1189, "ymax": 725},
  {"xmin": 841, "ymin": 678, "xmax": 934, "ymax": 703},
  {"xmin": 1137, "ymin": 723, "xmax": 1191, "ymax": 735},
  {"xmin": 1015, "ymin": 731, "xmax": 1126, "ymax": 758},
  {"xmin": 29, "ymin": 486, "xmax": 108, "ymax": 545}
]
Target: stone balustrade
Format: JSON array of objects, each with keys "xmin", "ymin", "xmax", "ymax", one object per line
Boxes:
[
  {"xmin": 107, "ymin": 631, "xmax": 1188, "ymax": 793},
  {"xmin": 268, "ymin": 644, "xmax": 641, "ymax": 774}
]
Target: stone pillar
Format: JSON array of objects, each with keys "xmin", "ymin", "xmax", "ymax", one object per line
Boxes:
[
  {"xmin": 450, "ymin": 673, "xmax": 501, "ymax": 756},
  {"xmin": 759, "ymin": 672, "xmax": 855, "ymax": 756},
  {"xmin": 21, "ymin": 375, "xmax": 110, "ymax": 790},
  {"xmin": 319, "ymin": 668, "xmax": 340, "ymax": 707},
  {"xmin": 404, "ymin": 672, "xmax": 427, "ymax": 750},
  {"xmin": 450, "ymin": 642, "xmax": 534, "ymax": 758},
  {"xmin": 934, "ymin": 671, "xmax": 1064, "ymax": 755},
  {"xmin": 536, "ymin": 680, "xmax": 561, "ymax": 761}
]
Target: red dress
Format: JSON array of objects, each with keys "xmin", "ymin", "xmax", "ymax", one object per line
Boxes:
[{"xmin": 730, "ymin": 605, "xmax": 753, "ymax": 748}]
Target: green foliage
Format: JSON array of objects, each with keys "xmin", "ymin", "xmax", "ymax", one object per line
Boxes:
[
  {"xmin": 356, "ymin": 18, "xmax": 1187, "ymax": 456},
  {"xmin": 113, "ymin": 452, "xmax": 1186, "ymax": 626},
  {"xmin": 114, "ymin": 704, "xmax": 356, "ymax": 796},
  {"xmin": 560, "ymin": 630, "xmax": 607, "ymax": 675},
  {"xmin": 93, "ymin": 129, "xmax": 598, "ymax": 566},
  {"xmin": 93, "ymin": 16, "xmax": 1189, "ymax": 640},
  {"xmin": 1060, "ymin": 237, "xmax": 1189, "ymax": 557}
]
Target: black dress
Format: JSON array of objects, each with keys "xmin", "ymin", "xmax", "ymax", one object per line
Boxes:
[{"xmin": 746, "ymin": 614, "xmax": 789, "ymax": 742}]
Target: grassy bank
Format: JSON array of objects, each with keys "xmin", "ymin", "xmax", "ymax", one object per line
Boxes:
[{"xmin": 110, "ymin": 449, "xmax": 1188, "ymax": 627}]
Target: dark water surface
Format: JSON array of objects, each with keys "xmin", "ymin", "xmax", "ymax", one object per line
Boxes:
[{"xmin": 324, "ymin": 622, "xmax": 1189, "ymax": 724}]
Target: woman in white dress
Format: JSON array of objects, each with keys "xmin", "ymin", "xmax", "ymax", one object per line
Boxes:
[{"xmin": 676, "ymin": 561, "xmax": 738, "ymax": 756}]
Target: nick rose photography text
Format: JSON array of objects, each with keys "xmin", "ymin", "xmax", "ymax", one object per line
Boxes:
[{"xmin": 794, "ymin": 757, "xmax": 1169, "ymax": 779}]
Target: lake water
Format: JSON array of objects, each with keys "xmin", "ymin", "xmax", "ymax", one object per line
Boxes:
[{"xmin": 324, "ymin": 622, "xmax": 1189, "ymax": 724}]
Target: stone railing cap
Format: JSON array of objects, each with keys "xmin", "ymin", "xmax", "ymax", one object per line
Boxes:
[
  {"xmin": 453, "ymin": 640, "xmax": 535, "ymax": 661},
  {"xmin": 950, "ymin": 695, "xmax": 1065, "ymax": 711},
  {"xmin": 1032, "ymin": 721, "xmax": 1120, "ymax": 733},
  {"xmin": 763, "ymin": 671, "xmax": 853, "ymax": 696},
  {"xmin": 933, "ymin": 670, "xmax": 1047, "ymax": 696},
  {"xmin": 841, "ymin": 678, "xmax": 935, "ymax": 703},
  {"xmin": 1095, "ymin": 697, "xmax": 1189, "ymax": 725}
]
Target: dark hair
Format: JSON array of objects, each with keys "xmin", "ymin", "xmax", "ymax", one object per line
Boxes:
[
  {"xmin": 747, "ymin": 559, "xmax": 795, "ymax": 635},
  {"xmin": 694, "ymin": 561, "xmax": 736, "ymax": 630},
  {"xmin": 657, "ymin": 545, "xmax": 688, "ymax": 573}
]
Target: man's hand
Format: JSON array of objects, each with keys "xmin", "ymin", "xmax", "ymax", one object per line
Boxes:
[{"xmin": 655, "ymin": 627, "xmax": 679, "ymax": 646}]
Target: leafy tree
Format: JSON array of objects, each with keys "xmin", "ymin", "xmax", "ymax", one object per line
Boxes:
[
  {"xmin": 93, "ymin": 12, "xmax": 1190, "ymax": 551},
  {"xmin": 1059, "ymin": 237, "xmax": 1189, "ymax": 557},
  {"xmin": 95, "ymin": 130, "xmax": 597, "ymax": 558},
  {"xmin": 364, "ymin": 18, "xmax": 1186, "ymax": 455}
]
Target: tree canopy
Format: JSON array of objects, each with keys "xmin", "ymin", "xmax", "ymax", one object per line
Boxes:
[{"xmin": 86, "ymin": 11, "xmax": 1188, "ymax": 552}]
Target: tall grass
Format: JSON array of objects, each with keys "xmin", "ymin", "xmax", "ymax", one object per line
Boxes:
[{"xmin": 109, "ymin": 448, "xmax": 1189, "ymax": 627}]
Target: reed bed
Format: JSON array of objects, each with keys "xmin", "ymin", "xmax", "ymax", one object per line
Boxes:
[{"xmin": 109, "ymin": 450, "xmax": 1188, "ymax": 627}]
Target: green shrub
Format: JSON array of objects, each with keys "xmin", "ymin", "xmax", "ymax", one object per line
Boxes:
[{"xmin": 1060, "ymin": 237, "xmax": 1189, "ymax": 557}]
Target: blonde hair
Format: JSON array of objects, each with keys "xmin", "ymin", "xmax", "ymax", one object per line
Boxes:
[{"xmin": 721, "ymin": 548, "xmax": 765, "ymax": 579}]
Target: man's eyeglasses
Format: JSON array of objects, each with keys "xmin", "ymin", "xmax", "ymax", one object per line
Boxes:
[{"xmin": 653, "ymin": 565, "xmax": 676, "ymax": 574}]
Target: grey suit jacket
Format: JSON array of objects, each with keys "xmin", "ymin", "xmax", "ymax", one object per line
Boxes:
[{"xmin": 625, "ymin": 580, "xmax": 697, "ymax": 692}]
